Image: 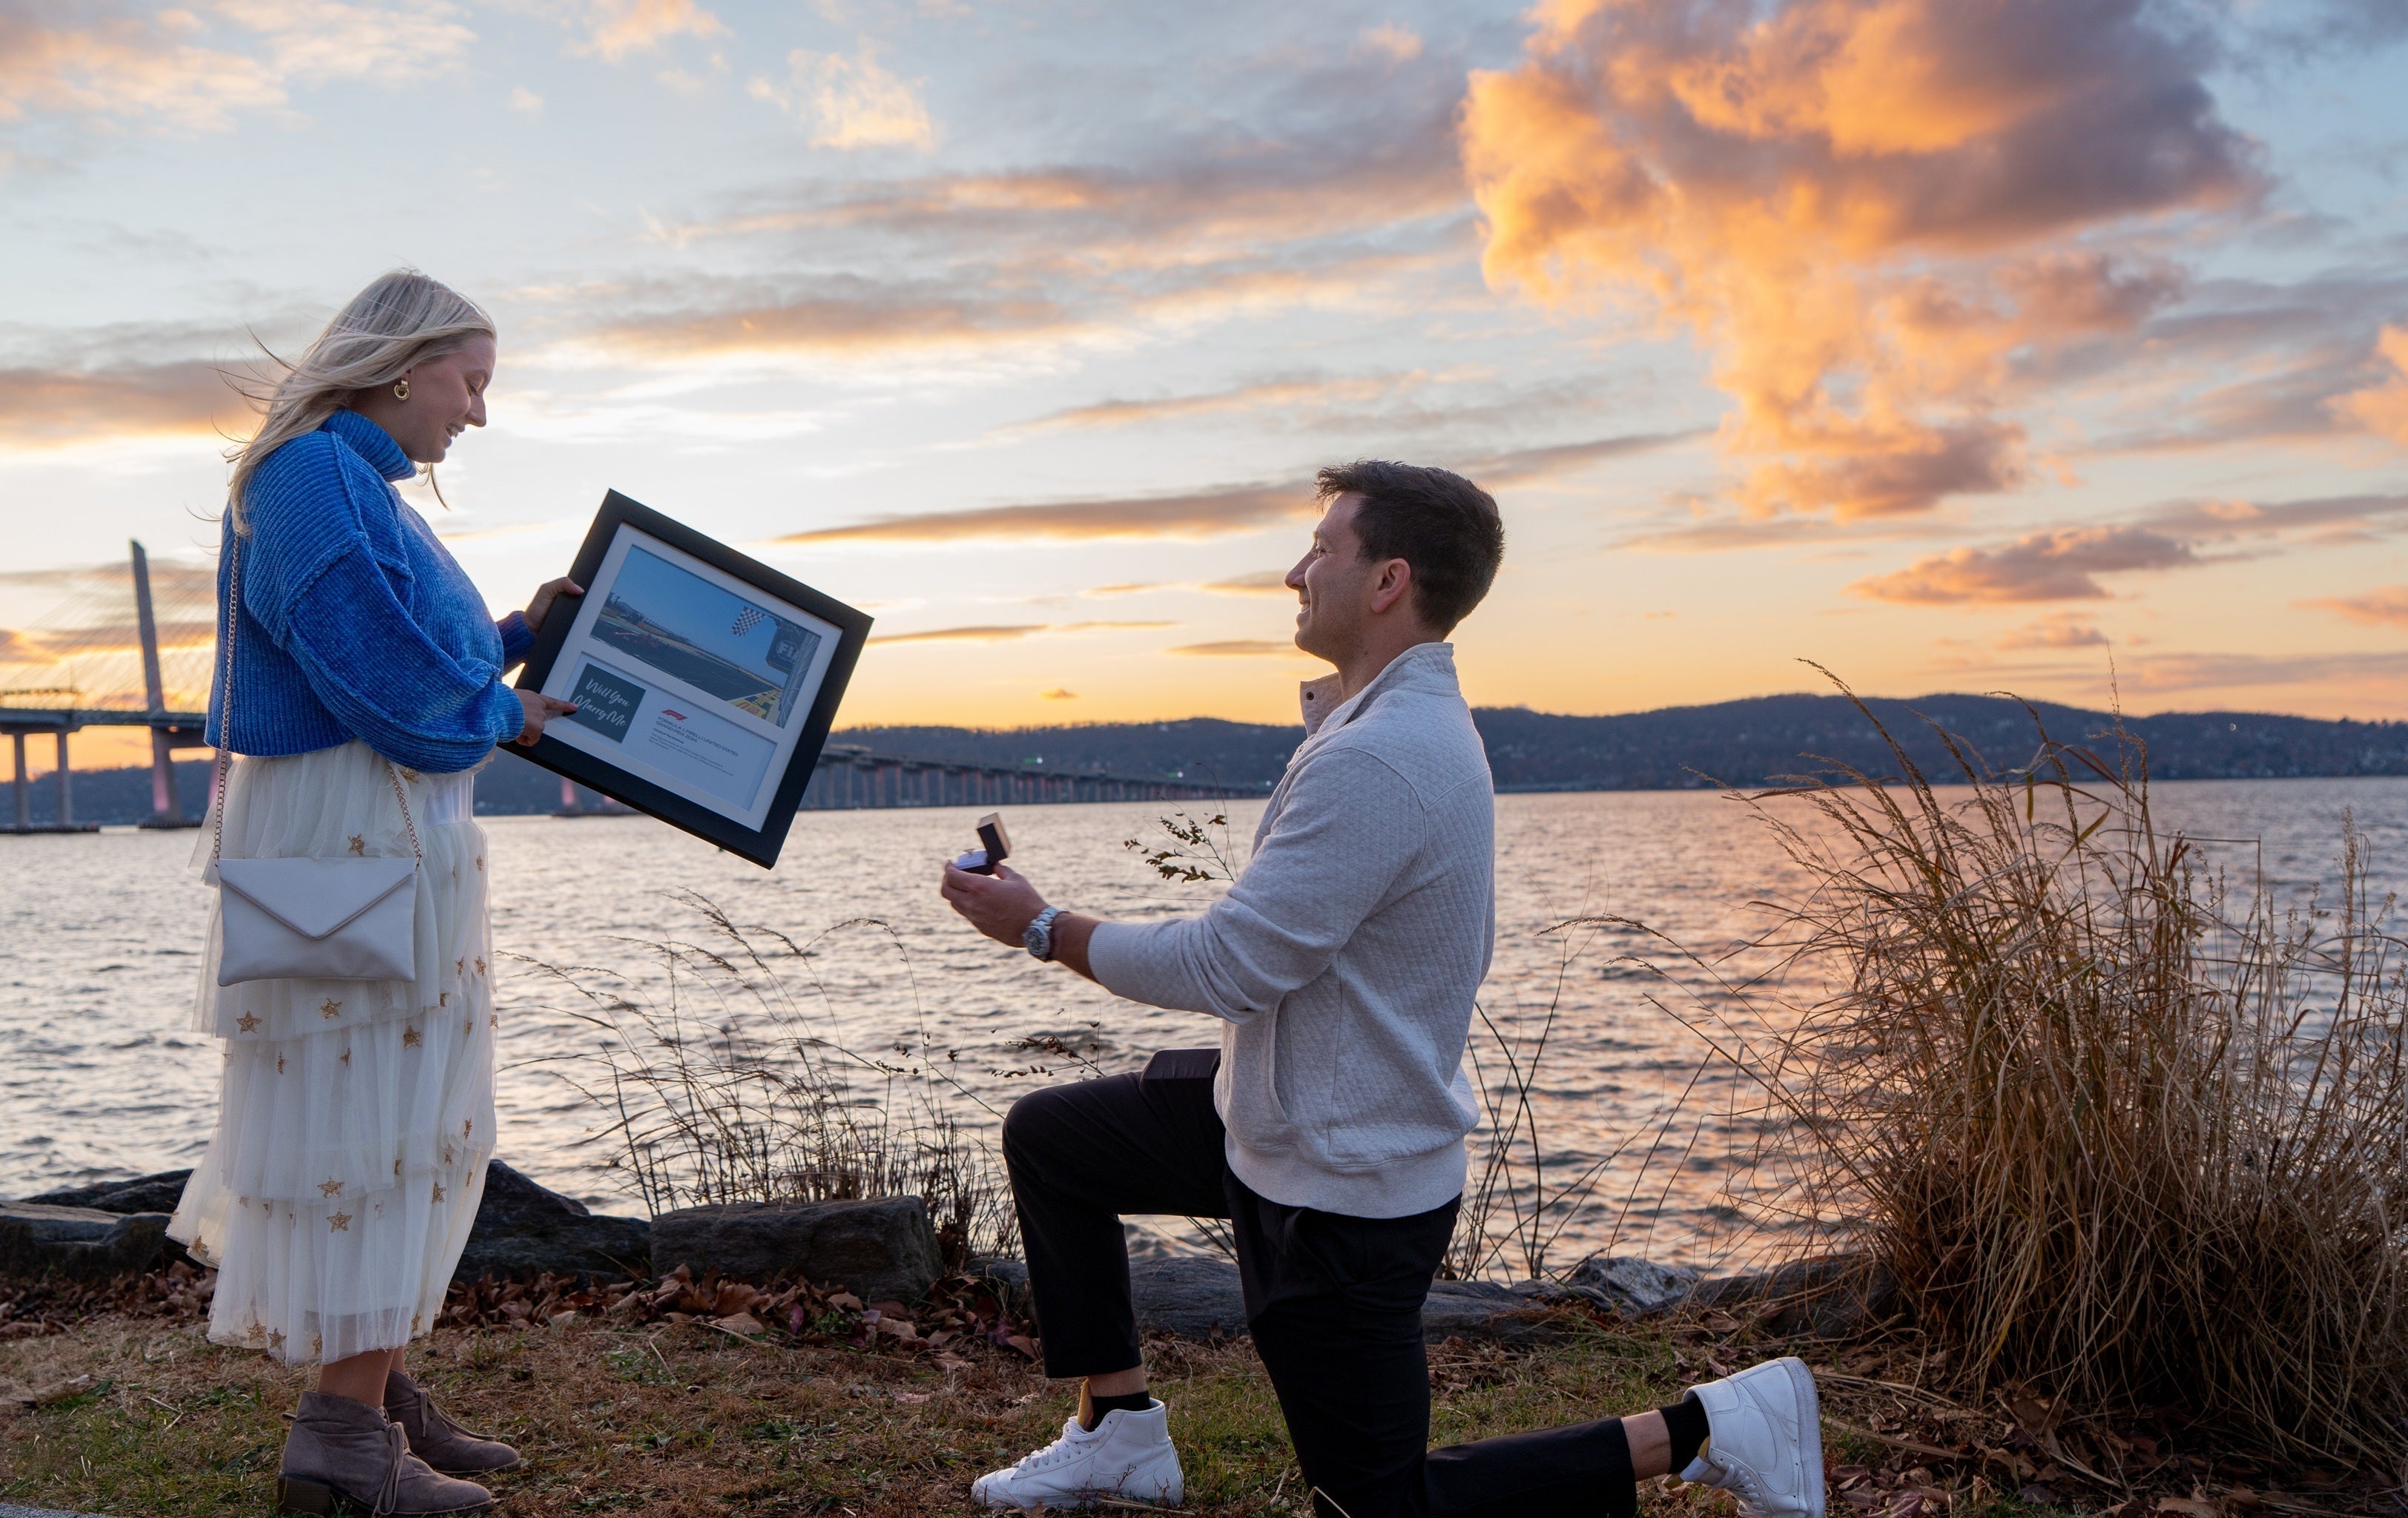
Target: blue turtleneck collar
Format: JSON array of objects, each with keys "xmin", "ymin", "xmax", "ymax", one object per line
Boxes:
[{"xmin": 324, "ymin": 409, "xmax": 415, "ymax": 484}]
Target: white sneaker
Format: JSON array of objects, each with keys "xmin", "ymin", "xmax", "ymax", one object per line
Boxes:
[
  {"xmin": 1679, "ymin": 1356, "xmax": 1825, "ymax": 1518},
  {"xmin": 971, "ymin": 1400, "xmax": 1184, "ymax": 1511}
]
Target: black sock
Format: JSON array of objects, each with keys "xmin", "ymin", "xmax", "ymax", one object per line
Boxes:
[
  {"xmin": 1083, "ymin": 1390, "xmax": 1153, "ymax": 1430},
  {"xmin": 1658, "ymin": 1392, "xmax": 1710, "ymax": 1472}
]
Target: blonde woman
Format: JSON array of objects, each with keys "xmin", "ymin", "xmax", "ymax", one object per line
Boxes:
[{"xmin": 169, "ymin": 270, "xmax": 580, "ymax": 1515}]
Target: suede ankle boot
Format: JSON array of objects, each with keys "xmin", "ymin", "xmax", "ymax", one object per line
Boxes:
[
  {"xmin": 276, "ymin": 1390, "xmax": 494, "ymax": 1515},
  {"xmin": 385, "ymin": 1369, "xmax": 523, "ymax": 1475}
]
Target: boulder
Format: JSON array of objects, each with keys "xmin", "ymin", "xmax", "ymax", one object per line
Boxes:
[
  {"xmin": 23, "ymin": 1169, "xmax": 194, "ymax": 1217},
  {"xmin": 650, "ymin": 1196, "xmax": 940, "ymax": 1304},
  {"xmin": 1553, "ymin": 1255, "xmax": 1703, "ymax": 1316},
  {"xmin": 1689, "ymin": 1252, "xmax": 1900, "ymax": 1338},
  {"xmin": 1422, "ymin": 1278, "xmax": 1568, "ymax": 1344},
  {"xmin": 1130, "ymin": 1256, "xmax": 1247, "ymax": 1337},
  {"xmin": 0, "ymin": 1204, "xmax": 172, "ymax": 1282},
  {"xmin": 453, "ymin": 1161, "xmax": 650, "ymax": 1284}
]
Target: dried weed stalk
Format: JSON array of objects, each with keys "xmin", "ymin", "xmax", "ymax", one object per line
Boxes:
[
  {"xmin": 514, "ymin": 892, "xmax": 1018, "ymax": 1270},
  {"xmin": 1614, "ymin": 678, "xmax": 2408, "ymax": 1464}
]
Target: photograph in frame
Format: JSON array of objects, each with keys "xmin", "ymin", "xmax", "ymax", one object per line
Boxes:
[{"xmin": 512, "ymin": 492, "xmax": 872, "ymax": 867}]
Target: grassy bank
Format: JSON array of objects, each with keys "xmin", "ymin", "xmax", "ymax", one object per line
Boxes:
[{"xmin": 0, "ymin": 1304, "xmax": 1982, "ymax": 1518}]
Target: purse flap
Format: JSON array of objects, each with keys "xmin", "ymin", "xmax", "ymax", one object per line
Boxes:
[{"xmin": 217, "ymin": 857, "xmax": 418, "ymax": 940}]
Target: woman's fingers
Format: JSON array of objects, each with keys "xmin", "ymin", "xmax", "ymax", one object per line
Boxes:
[
  {"xmin": 511, "ymin": 687, "xmax": 578, "ymax": 745},
  {"xmin": 526, "ymin": 578, "xmax": 586, "ymax": 633}
]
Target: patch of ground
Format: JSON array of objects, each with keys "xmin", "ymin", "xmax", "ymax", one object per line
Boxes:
[{"xmin": 0, "ymin": 1269, "xmax": 2384, "ymax": 1517}]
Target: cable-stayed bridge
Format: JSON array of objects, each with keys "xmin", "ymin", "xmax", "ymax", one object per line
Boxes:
[{"xmin": 1, "ymin": 544, "xmax": 1227, "ymax": 833}]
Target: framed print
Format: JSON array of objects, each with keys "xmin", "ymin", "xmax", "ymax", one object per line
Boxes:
[{"xmin": 513, "ymin": 492, "xmax": 871, "ymax": 868}]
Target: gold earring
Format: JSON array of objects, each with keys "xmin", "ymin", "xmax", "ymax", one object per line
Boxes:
[{"xmin": 393, "ymin": 377, "xmax": 410, "ymax": 401}]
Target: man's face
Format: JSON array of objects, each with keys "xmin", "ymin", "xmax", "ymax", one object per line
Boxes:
[{"xmin": 1285, "ymin": 493, "xmax": 1378, "ymax": 662}]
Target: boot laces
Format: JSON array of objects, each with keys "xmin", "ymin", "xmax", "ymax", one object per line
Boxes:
[{"xmin": 372, "ymin": 1419, "xmax": 409, "ymax": 1517}]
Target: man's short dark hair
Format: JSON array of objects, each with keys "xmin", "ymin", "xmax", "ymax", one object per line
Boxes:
[{"xmin": 1315, "ymin": 461, "xmax": 1505, "ymax": 634}]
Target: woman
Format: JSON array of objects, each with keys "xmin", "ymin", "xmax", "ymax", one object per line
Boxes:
[{"xmin": 168, "ymin": 269, "xmax": 581, "ymax": 1516}]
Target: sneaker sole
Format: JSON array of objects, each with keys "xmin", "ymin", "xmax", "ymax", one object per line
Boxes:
[
  {"xmin": 275, "ymin": 1476, "xmax": 496, "ymax": 1515},
  {"xmin": 1775, "ymin": 1356, "xmax": 1827, "ymax": 1518}
]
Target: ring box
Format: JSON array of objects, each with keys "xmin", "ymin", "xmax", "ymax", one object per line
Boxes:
[{"xmin": 955, "ymin": 812, "xmax": 1012, "ymax": 875}]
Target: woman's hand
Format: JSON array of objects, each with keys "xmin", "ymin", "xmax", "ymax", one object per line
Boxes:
[
  {"xmin": 512, "ymin": 688, "xmax": 579, "ymax": 746},
  {"xmin": 525, "ymin": 578, "xmax": 584, "ymax": 634}
]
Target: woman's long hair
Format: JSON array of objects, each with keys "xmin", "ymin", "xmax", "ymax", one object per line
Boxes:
[{"xmin": 225, "ymin": 269, "xmax": 493, "ymax": 530}]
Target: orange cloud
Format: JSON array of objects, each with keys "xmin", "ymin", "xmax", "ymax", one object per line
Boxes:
[
  {"xmin": 2303, "ymin": 586, "xmax": 2408, "ymax": 628},
  {"xmin": 570, "ymin": 0, "xmax": 722, "ymax": 61},
  {"xmin": 0, "ymin": 360, "xmax": 247, "ymax": 447},
  {"xmin": 1996, "ymin": 614, "xmax": 2109, "ymax": 650},
  {"xmin": 2338, "ymin": 326, "xmax": 2408, "ymax": 445},
  {"xmin": 1850, "ymin": 526, "xmax": 2195, "ymax": 604},
  {"xmin": 867, "ymin": 620, "xmax": 1176, "ymax": 645},
  {"xmin": 751, "ymin": 40, "xmax": 932, "ymax": 150},
  {"xmin": 1168, "ymin": 640, "xmax": 1303, "ymax": 657},
  {"xmin": 780, "ymin": 483, "xmax": 1309, "ymax": 544},
  {"xmin": 0, "ymin": 0, "xmax": 474, "ymax": 134},
  {"xmin": 1460, "ymin": 0, "xmax": 2252, "ymax": 518},
  {"xmin": 868, "ymin": 624, "xmax": 1046, "ymax": 644}
]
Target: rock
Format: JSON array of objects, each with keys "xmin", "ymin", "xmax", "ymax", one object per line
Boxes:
[
  {"xmin": 969, "ymin": 1256, "xmax": 1032, "ymax": 1319},
  {"xmin": 1554, "ymin": 1255, "xmax": 1703, "ymax": 1316},
  {"xmin": 453, "ymin": 1161, "xmax": 650, "ymax": 1284},
  {"xmin": 1689, "ymin": 1253, "xmax": 1900, "ymax": 1338},
  {"xmin": 1422, "ymin": 1278, "xmax": 1568, "ymax": 1343},
  {"xmin": 1131, "ymin": 1256, "xmax": 1247, "ymax": 1337},
  {"xmin": 0, "ymin": 1204, "xmax": 172, "ymax": 1282},
  {"xmin": 22, "ymin": 1170, "xmax": 194, "ymax": 1217},
  {"xmin": 650, "ymin": 1196, "xmax": 940, "ymax": 1304}
]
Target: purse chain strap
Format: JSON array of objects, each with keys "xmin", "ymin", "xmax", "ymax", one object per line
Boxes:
[{"xmin": 211, "ymin": 524, "xmax": 424, "ymax": 865}]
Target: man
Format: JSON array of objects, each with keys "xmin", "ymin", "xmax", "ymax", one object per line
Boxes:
[{"xmin": 940, "ymin": 461, "xmax": 1823, "ymax": 1518}]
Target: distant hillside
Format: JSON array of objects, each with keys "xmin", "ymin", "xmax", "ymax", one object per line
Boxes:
[{"xmin": 10, "ymin": 695, "xmax": 2405, "ymax": 827}]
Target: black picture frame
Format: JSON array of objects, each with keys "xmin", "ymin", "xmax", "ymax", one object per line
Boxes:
[{"xmin": 512, "ymin": 490, "xmax": 871, "ymax": 868}]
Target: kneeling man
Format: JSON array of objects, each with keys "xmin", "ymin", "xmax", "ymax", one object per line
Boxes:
[{"xmin": 940, "ymin": 461, "xmax": 1823, "ymax": 1518}]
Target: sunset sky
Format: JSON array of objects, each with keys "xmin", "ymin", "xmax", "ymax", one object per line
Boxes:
[{"xmin": 7, "ymin": 0, "xmax": 2408, "ymax": 773}]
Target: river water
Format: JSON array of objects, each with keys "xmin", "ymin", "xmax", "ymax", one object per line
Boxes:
[{"xmin": 4, "ymin": 777, "xmax": 2401, "ymax": 1275}]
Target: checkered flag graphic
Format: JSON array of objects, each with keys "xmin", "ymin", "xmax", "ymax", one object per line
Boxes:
[{"xmin": 731, "ymin": 606, "xmax": 768, "ymax": 638}]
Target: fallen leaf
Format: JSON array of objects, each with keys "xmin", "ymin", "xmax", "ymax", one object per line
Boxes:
[
  {"xmin": 710, "ymin": 1312, "xmax": 767, "ymax": 1338},
  {"xmin": 2154, "ymin": 1501, "xmax": 2217, "ymax": 1518},
  {"xmin": 13, "ymin": 1374, "xmax": 93, "ymax": 1408},
  {"xmin": 828, "ymin": 1292, "xmax": 862, "ymax": 1312},
  {"xmin": 1004, "ymin": 1333, "xmax": 1040, "ymax": 1359}
]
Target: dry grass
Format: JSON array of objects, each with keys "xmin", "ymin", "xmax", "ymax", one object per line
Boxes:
[
  {"xmin": 517, "ymin": 894, "xmax": 1019, "ymax": 1270},
  {"xmin": 1620, "ymin": 680, "xmax": 2408, "ymax": 1469},
  {"xmin": 0, "ymin": 1301, "xmax": 1773, "ymax": 1517}
]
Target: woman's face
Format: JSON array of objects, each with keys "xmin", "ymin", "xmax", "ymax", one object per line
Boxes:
[{"xmin": 381, "ymin": 335, "xmax": 495, "ymax": 463}]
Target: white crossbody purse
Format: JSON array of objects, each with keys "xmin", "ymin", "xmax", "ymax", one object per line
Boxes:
[{"xmin": 207, "ymin": 528, "xmax": 423, "ymax": 986}]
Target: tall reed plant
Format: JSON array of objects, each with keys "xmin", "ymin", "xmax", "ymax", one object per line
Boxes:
[
  {"xmin": 516, "ymin": 893, "xmax": 1018, "ymax": 1270},
  {"xmin": 1620, "ymin": 678, "xmax": 2408, "ymax": 1462}
]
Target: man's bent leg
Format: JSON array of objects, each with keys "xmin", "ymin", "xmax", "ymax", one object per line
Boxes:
[
  {"xmin": 1001, "ymin": 1071, "xmax": 1228, "ymax": 1381},
  {"xmin": 1236, "ymin": 1185, "xmax": 1643, "ymax": 1518}
]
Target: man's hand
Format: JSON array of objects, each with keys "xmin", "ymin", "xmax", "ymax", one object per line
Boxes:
[
  {"xmin": 939, "ymin": 862, "xmax": 1102, "ymax": 980},
  {"xmin": 940, "ymin": 862, "xmax": 1046, "ymax": 946}
]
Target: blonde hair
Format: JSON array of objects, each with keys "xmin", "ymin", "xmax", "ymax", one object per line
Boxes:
[{"xmin": 226, "ymin": 269, "xmax": 494, "ymax": 529}]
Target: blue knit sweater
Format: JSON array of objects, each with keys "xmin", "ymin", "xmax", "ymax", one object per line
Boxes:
[{"xmin": 205, "ymin": 410, "xmax": 533, "ymax": 773}]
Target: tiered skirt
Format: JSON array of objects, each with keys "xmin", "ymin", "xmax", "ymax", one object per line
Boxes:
[{"xmin": 169, "ymin": 741, "xmax": 498, "ymax": 1366}]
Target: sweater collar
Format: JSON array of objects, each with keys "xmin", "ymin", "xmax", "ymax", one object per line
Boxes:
[
  {"xmin": 1297, "ymin": 641, "xmax": 1457, "ymax": 737},
  {"xmin": 323, "ymin": 409, "xmax": 416, "ymax": 484}
]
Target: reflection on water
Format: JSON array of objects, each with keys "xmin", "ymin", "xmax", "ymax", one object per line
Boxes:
[{"xmin": 3, "ymin": 779, "xmax": 2401, "ymax": 1270}]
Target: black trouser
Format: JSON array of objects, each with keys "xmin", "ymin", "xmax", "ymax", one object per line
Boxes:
[{"xmin": 1001, "ymin": 1066, "xmax": 1637, "ymax": 1518}]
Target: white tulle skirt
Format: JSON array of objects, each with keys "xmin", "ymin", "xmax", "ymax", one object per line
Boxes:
[{"xmin": 169, "ymin": 741, "xmax": 498, "ymax": 1366}]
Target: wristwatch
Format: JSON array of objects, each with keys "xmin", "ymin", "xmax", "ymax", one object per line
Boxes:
[{"xmin": 1023, "ymin": 905, "xmax": 1065, "ymax": 962}]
